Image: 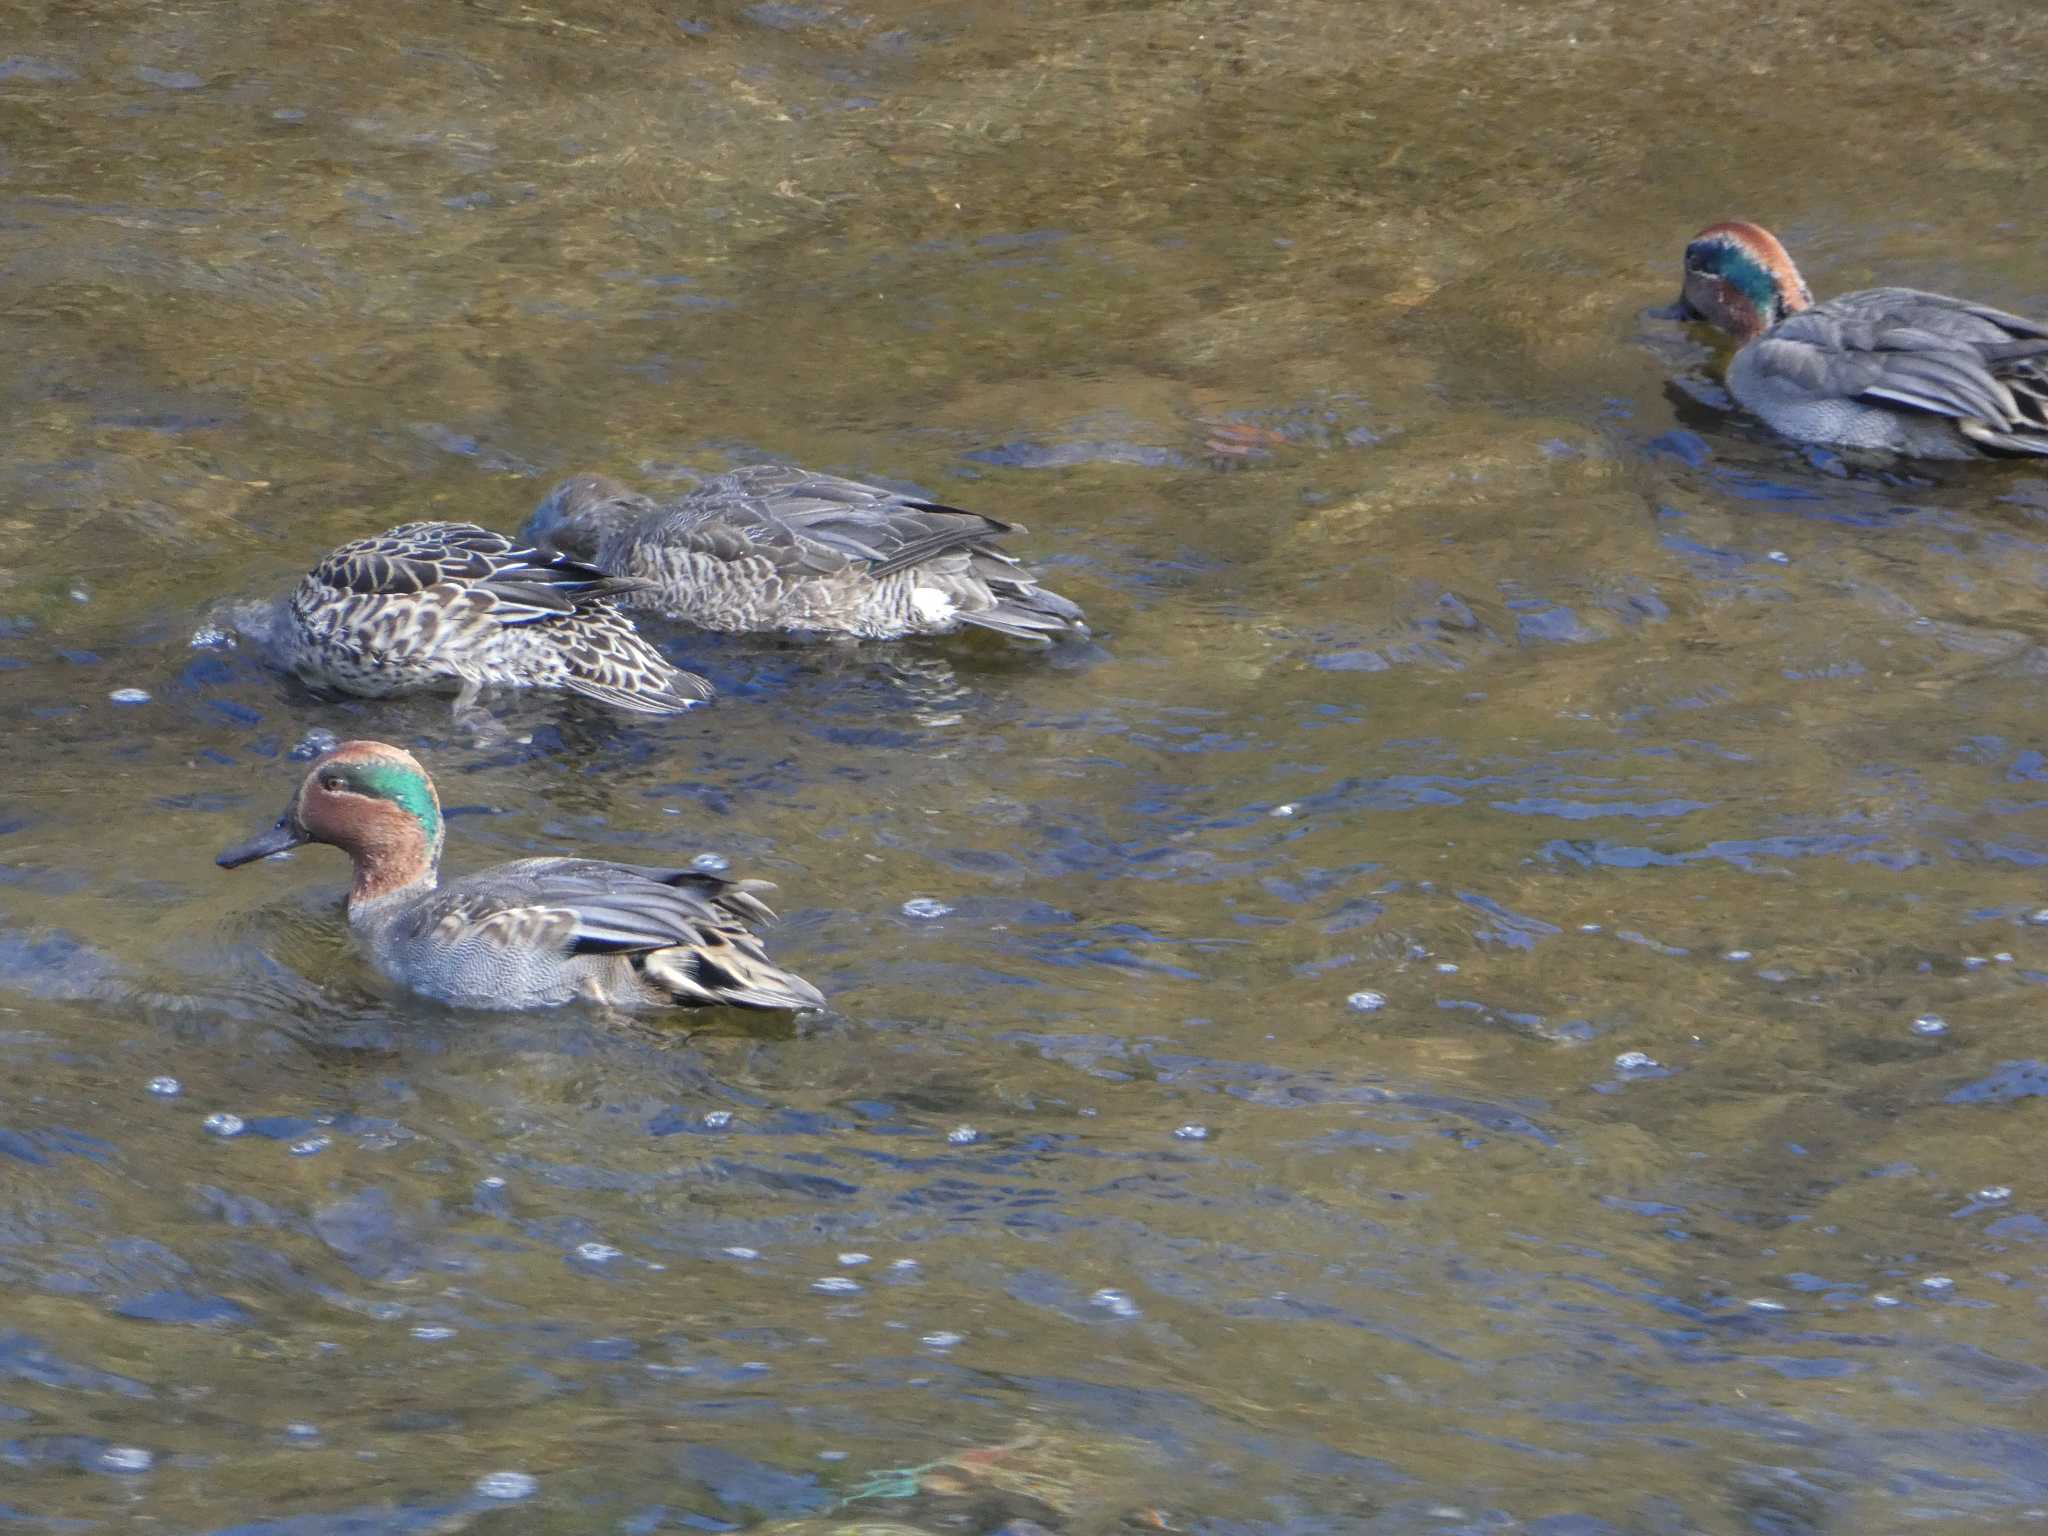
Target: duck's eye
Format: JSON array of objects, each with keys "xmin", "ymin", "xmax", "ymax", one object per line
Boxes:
[{"xmin": 320, "ymin": 774, "xmax": 349, "ymax": 793}]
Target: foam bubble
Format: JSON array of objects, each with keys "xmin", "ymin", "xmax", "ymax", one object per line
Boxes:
[{"xmin": 474, "ymin": 1471, "xmax": 537, "ymax": 1500}]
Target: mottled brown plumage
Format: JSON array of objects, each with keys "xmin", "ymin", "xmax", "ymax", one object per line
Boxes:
[{"xmin": 267, "ymin": 521, "xmax": 710, "ymax": 712}]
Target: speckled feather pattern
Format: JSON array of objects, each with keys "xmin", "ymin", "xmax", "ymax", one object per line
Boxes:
[
  {"xmin": 1682, "ymin": 224, "xmax": 2048, "ymax": 459},
  {"xmin": 522, "ymin": 468, "xmax": 1090, "ymax": 641},
  {"xmin": 276, "ymin": 521, "xmax": 710, "ymax": 711}
]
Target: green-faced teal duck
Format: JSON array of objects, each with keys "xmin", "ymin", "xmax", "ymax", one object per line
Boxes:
[
  {"xmin": 217, "ymin": 741, "xmax": 821, "ymax": 1012},
  {"xmin": 1670, "ymin": 221, "xmax": 2048, "ymax": 459},
  {"xmin": 261, "ymin": 521, "xmax": 709, "ymax": 714},
  {"xmin": 519, "ymin": 467, "xmax": 1089, "ymax": 642}
]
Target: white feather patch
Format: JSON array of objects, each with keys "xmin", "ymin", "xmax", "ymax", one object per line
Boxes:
[{"xmin": 910, "ymin": 587, "xmax": 955, "ymax": 625}]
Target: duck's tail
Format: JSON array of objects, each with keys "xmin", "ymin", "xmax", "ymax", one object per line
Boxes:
[
  {"xmin": 641, "ymin": 934, "xmax": 825, "ymax": 1011},
  {"xmin": 561, "ymin": 664, "xmax": 714, "ymax": 715},
  {"xmin": 1960, "ymin": 345, "xmax": 2048, "ymax": 456},
  {"xmin": 555, "ymin": 609, "xmax": 714, "ymax": 714},
  {"xmin": 957, "ymin": 571, "xmax": 1092, "ymax": 644}
]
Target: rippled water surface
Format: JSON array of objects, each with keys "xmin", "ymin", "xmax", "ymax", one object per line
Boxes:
[{"xmin": 6, "ymin": 1, "xmax": 2048, "ymax": 1531}]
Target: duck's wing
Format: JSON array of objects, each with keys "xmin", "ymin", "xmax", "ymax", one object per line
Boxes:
[
  {"xmin": 413, "ymin": 859, "xmax": 819, "ymax": 1011},
  {"xmin": 308, "ymin": 522, "xmax": 653, "ymax": 623},
  {"xmin": 664, "ymin": 466, "xmax": 1021, "ymax": 580},
  {"xmin": 1764, "ymin": 291, "xmax": 2048, "ymax": 453}
]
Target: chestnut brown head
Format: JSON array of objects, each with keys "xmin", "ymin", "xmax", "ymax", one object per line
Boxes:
[
  {"xmin": 1673, "ymin": 221, "xmax": 1813, "ymax": 341},
  {"xmin": 218, "ymin": 741, "xmax": 444, "ymax": 900}
]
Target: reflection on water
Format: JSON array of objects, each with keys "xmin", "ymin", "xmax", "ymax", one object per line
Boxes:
[{"xmin": 5, "ymin": 0, "xmax": 2048, "ymax": 1530}]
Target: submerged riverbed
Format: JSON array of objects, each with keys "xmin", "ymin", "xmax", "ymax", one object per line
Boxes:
[{"xmin": 4, "ymin": 1, "xmax": 2048, "ymax": 1531}]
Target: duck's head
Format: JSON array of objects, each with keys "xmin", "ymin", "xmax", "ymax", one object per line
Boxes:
[
  {"xmin": 218, "ymin": 741, "xmax": 444, "ymax": 900},
  {"xmin": 1670, "ymin": 221, "xmax": 1813, "ymax": 340},
  {"xmin": 519, "ymin": 474, "xmax": 653, "ymax": 564}
]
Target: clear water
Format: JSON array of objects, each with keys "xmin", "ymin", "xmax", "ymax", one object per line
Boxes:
[{"xmin": 4, "ymin": 2, "xmax": 2048, "ymax": 1531}]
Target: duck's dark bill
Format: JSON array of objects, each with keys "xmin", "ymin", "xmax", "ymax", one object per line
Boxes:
[
  {"xmin": 1646, "ymin": 297, "xmax": 1702, "ymax": 322},
  {"xmin": 217, "ymin": 820, "xmax": 310, "ymax": 868}
]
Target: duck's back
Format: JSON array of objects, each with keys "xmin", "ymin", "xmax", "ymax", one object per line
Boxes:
[
  {"xmin": 1733, "ymin": 289, "xmax": 2048, "ymax": 457},
  {"xmin": 603, "ymin": 467, "xmax": 1087, "ymax": 640}
]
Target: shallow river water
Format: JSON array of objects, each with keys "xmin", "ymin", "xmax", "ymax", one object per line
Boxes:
[{"xmin": 5, "ymin": 1, "xmax": 2048, "ymax": 1531}]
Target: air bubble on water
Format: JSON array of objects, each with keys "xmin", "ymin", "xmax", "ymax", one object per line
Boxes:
[
  {"xmin": 947, "ymin": 1125, "xmax": 979, "ymax": 1145},
  {"xmin": 1613, "ymin": 1051, "xmax": 1658, "ymax": 1073},
  {"xmin": 922, "ymin": 1331, "xmax": 964, "ymax": 1349},
  {"xmin": 575, "ymin": 1242, "xmax": 621, "ymax": 1263},
  {"xmin": 204, "ymin": 1112, "xmax": 245, "ymax": 1138},
  {"xmin": 837, "ymin": 1252, "xmax": 871, "ymax": 1267},
  {"xmin": 1995, "ymin": 952, "xmax": 2014, "ymax": 964},
  {"xmin": 99, "ymin": 1446, "xmax": 152, "ymax": 1473},
  {"xmin": 722, "ymin": 1246, "xmax": 760, "ymax": 1260},
  {"xmin": 1724, "ymin": 950, "xmax": 1752, "ymax": 962},
  {"xmin": 818, "ymin": 1450, "xmax": 849, "ymax": 1461},
  {"xmin": 109, "ymin": 687, "xmax": 152, "ymax": 705},
  {"xmin": 411, "ymin": 1326, "xmax": 455, "ymax": 1341},
  {"xmin": 1911, "ymin": 1015, "xmax": 1947, "ymax": 1036},
  {"xmin": 691, "ymin": 852, "xmax": 730, "ymax": 873},
  {"xmin": 290, "ymin": 728, "xmax": 340, "ymax": 761},
  {"xmin": 1766, "ymin": 549, "xmax": 1789, "ymax": 563},
  {"xmin": 1872, "ymin": 1293, "xmax": 1901, "ymax": 1308},
  {"xmin": 812, "ymin": 1276, "xmax": 862, "ymax": 1294},
  {"xmin": 1745, "ymin": 1298, "xmax": 1787, "ymax": 1312},
  {"xmin": 474, "ymin": 1471, "xmax": 538, "ymax": 1501},
  {"xmin": 1346, "ymin": 990, "xmax": 1387, "ymax": 1013},
  {"xmin": 1270, "ymin": 803, "xmax": 1297, "ymax": 818},
  {"xmin": 1173, "ymin": 1124, "xmax": 1209, "ymax": 1141},
  {"xmin": 148, "ymin": 1076, "xmax": 182, "ymax": 1097},
  {"xmin": 889, "ymin": 1258, "xmax": 920, "ymax": 1273},
  {"xmin": 1964, "ymin": 955, "xmax": 1988, "ymax": 969},
  {"xmin": 289, "ymin": 1135, "xmax": 330, "ymax": 1157},
  {"xmin": 1977, "ymin": 1186, "xmax": 2013, "ymax": 1203},
  {"xmin": 285, "ymin": 1423, "xmax": 321, "ymax": 1441},
  {"xmin": 70, "ymin": 587, "xmax": 90, "ymax": 603},
  {"xmin": 1090, "ymin": 1287, "xmax": 1141, "ymax": 1319},
  {"xmin": 902, "ymin": 897, "xmax": 953, "ymax": 919},
  {"xmin": 1920, "ymin": 1275, "xmax": 1954, "ymax": 1290},
  {"xmin": 1435, "ymin": 962, "xmax": 1459, "ymax": 973},
  {"xmin": 702, "ymin": 1110, "xmax": 733, "ymax": 1129},
  {"xmin": 189, "ymin": 624, "xmax": 236, "ymax": 650},
  {"xmin": 480, "ymin": 1176, "xmax": 506, "ymax": 1189},
  {"xmin": 1578, "ymin": 923, "xmax": 1602, "ymax": 933}
]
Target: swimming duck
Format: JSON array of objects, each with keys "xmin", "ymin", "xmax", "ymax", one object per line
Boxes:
[
  {"xmin": 217, "ymin": 740, "xmax": 822, "ymax": 1012},
  {"xmin": 260, "ymin": 521, "xmax": 709, "ymax": 714},
  {"xmin": 519, "ymin": 467, "xmax": 1090, "ymax": 642},
  {"xmin": 1671, "ymin": 221, "xmax": 2048, "ymax": 458}
]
